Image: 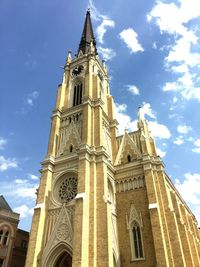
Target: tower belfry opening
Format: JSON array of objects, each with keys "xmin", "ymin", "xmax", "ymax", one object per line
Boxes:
[{"xmin": 25, "ymin": 9, "xmax": 200, "ymax": 267}]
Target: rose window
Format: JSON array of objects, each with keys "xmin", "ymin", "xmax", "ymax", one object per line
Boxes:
[{"xmin": 58, "ymin": 177, "xmax": 78, "ymax": 202}]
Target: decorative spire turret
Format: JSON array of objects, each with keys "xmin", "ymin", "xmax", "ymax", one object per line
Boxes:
[
  {"xmin": 78, "ymin": 9, "xmax": 97, "ymax": 55},
  {"xmin": 137, "ymin": 106, "xmax": 144, "ymax": 130}
]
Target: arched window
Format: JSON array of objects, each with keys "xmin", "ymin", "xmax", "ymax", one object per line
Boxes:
[
  {"xmin": 69, "ymin": 145, "xmax": 73, "ymax": 153},
  {"xmin": 55, "ymin": 251, "xmax": 72, "ymax": 267},
  {"xmin": 128, "ymin": 205, "xmax": 144, "ymax": 261},
  {"xmin": 73, "ymin": 83, "xmax": 82, "ymax": 106},
  {"xmin": 3, "ymin": 231, "xmax": 9, "ymax": 245},
  {"xmin": 0, "ymin": 259, "xmax": 4, "ymax": 267},
  {"xmin": 127, "ymin": 154, "xmax": 131, "ymax": 162},
  {"xmin": 131, "ymin": 221, "xmax": 143, "ymax": 259}
]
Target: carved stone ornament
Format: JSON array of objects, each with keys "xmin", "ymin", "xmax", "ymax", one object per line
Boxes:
[
  {"xmin": 41, "ymin": 205, "xmax": 74, "ymax": 267},
  {"xmin": 56, "ymin": 223, "xmax": 71, "ymax": 241},
  {"xmin": 126, "ymin": 204, "xmax": 143, "ymax": 230}
]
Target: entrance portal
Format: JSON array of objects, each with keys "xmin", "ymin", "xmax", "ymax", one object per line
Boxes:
[{"xmin": 54, "ymin": 252, "xmax": 72, "ymax": 267}]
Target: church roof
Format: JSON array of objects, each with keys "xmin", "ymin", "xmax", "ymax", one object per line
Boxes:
[
  {"xmin": 0, "ymin": 195, "xmax": 12, "ymax": 211},
  {"xmin": 78, "ymin": 9, "xmax": 97, "ymax": 55}
]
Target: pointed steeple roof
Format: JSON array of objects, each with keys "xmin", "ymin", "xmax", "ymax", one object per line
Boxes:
[{"xmin": 78, "ymin": 9, "xmax": 97, "ymax": 55}]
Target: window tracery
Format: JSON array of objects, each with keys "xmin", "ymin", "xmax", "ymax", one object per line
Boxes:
[
  {"xmin": 0, "ymin": 227, "xmax": 10, "ymax": 246},
  {"xmin": 132, "ymin": 221, "xmax": 143, "ymax": 259},
  {"xmin": 3, "ymin": 231, "xmax": 9, "ymax": 245},
  {"xmin": 58, "ymin": 176, "xmax": 78, "ymax": 203}
]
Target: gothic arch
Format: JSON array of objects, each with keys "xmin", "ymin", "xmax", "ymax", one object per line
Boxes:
[
  {"xmin": 44, "ymin": 242, "xmax": 72, "ymax": 267},
  {"xmin": 54, "ymin": 251, "xmax": 72, "ymax": 267},
  {"xmin": 127, "ymin": 204, "xmax": 144, "ymax": 260},
  {"xmin": 0, "ymin": 222, "xmax": 14, "ymax": 238}
]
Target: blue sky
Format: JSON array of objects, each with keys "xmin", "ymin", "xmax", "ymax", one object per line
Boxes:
[{"xmin": 0, "ymin": 0, "xmax": 200, "ymax": 231}]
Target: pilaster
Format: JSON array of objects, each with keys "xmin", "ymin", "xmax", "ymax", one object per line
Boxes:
[{"xmin": 143, "ymin": 158, "xmax": 169, "ymax": 267}]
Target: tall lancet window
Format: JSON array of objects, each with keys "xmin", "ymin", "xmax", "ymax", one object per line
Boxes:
[
  {"xmin": 132, "ymin": 221, "xmax": 143, "ymax": 259},
  {"xmin": 73, "ymin": 82, "xmax": 83, "ymax": 106},
  {"xmin": 128, "ymin": 204, "xmax": 144, "ymax": 261}
]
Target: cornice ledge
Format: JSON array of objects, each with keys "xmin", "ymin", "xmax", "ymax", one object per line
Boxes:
[
  {"xmin": 82, "ymin": 96, "xmax": 104, "ymax": 108},
  {"xmin": 51, "ymin": 108, "xmax": 62, "ymax": 118},
  {"xmin": 142, "ymin": 154, "xmax": 165, "ymax": 171},
  {"xmin": 110, "ymin": 119, "xmax": 119, "ymax": 128},
  {"xmin": 41, "ymin": 155, "xmax": 55, "ymax": 171}
]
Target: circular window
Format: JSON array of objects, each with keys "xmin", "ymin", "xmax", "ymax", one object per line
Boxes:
[{"xmin": 57, "ymin": 176, "xmax": 78, "ymax": 203}]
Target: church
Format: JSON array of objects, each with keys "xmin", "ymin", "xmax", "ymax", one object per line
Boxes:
[{"xmin": 25, "ymin": 10, "xmax": 200, "ymax": 267}]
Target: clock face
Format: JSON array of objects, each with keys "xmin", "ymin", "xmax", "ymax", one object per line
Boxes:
[{"xmin": 72, "ymin": 65, "xmax": 83, "ymax": 76}]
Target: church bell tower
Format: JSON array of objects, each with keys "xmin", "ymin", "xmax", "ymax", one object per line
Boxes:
[
  {"xmin": 25, "ymin": 10, "xmax": 200, "ymax": 267},
  {"xmin": 25, "ymin": 10, "xmax": 119, "ymax": 267}
]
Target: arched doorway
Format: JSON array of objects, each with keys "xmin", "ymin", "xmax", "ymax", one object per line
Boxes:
[{"xmin": 54, "ymin": 251, "xmax": 72, "ymax": 267}]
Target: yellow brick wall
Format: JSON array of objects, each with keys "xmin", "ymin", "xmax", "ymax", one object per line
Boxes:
[{"xmin": 116, "ymin": 187, "xmax": 156, "ymax": 267}]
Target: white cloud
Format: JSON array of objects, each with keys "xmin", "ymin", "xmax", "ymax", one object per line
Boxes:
[
  {"xmin": 172, "ymin": 97, "xmax": 178, "ymax": 104},
  {"xmin": 26, "ymin": 91, "xmax": 39, "ymax": 106},
  {"xmin": 177, "ymin": 125, "xmax": 192, "ymax": 134},
  {"xmin": 0, "ymin": 155, "xmax": 18, "ymax": 171},
  {"xmin": 171, "ymin": 64, "xmax": 189, "ymax": 74},
  {"xmin": 115, "ymin": 102, "xmax": 170, "ymax": 140},
  {"xmin": 192, "ymin": 139, "xmax": 200, "ymax": 153},
  {"xmin": 15, "ymin": 187, "xmax": 37, "ymax": 199},
  {"xmin": 15, "ymin": 179, "xmax": 28, "ymax": 184},
  {"xmin": 163, "ymin": 82, "xmax": 177, "ymax": 92},
  {"xmin": 88, "ymin": 0, "xmax": 102, "ymax": 21},
  {"xmin": 174, "ymin": 136, "xmax": 184, "ymax": 145},
  {"xmin": 0, "ymin": 178, "xmax": 38, "ymax": 200},
  {"xmin": 175, "ymin": 173, "xmax": 200, "ymax": 223},
  {"xmin": 148, "ymin": 121, "xmax": 171, "ymax": 139},
  {"xmin": 187, "ymin": 136, "xmax": 194, "ymax": 142},
  {"xmin": 192, "ymin": 147, "xmax": 200, "ymax": 153},
  {"xmin": 126, "ymin": 85, "xmax": 140, "ymax": 95},
  {"xmin": 98, "ymin": 47, "xmax": 116, "ymax": 60},
  {"xmin": 27, "ymin": 98, "xmax": 33, "ymax": 106},
  {"xmin": 141, "ymin": 102, "xmax": 156, "ymax": 119},
  {"xmin": 14, "ymin": 204, "xmax": 34, "ymax": 218},
  {"xmin": 156, "ymin": 147, "xmax": 166, "ymax": 158},
  {"xmin": 88, "ymin": 0, "xmax": 115, "ymax": 45},
  {"xmin": 114, "ymin": 103, "xmax": 137, "ymax": 135},
  {"xmin": 0, "ymin": 138, "xmax": 7, "ymax": 150},
  {"xmin": 166, "ymin": 37, "xmax": 200, "ymax": 67},
  {"xmin": 115, "ymin": 103, "xmax": 126, "ymax": 113},
  {"xmin": 152, "ymin": 42, "xmax": 157, "ymax": 49},
  {"xmin": 28, "ymin": 174, "xmax": 39, "ymax": 180},
  {"xmin": 194, "ymin": 139, "xmax": 200, "ymax": 147},
  {"xmin": 119, "ymin": 28, "xmax": 144, "ymax": 53},
  {"xmin": 148, "ymin": 0, "xmax": 200, "ymax": 102},
  {"xmin": 97, "ymin": 19, "xmax": 115, "ymax": 44},
  {"xmin": 163, "ymin": 73, "xmax": 200, "ymax": 102},
  {"xmin": 148, "ymin": 0, "xmax": 200, "ymax": 36}
]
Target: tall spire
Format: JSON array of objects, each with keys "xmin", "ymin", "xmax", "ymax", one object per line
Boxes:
[{"xmin": 78, "ymin": 9, "xmax": 97, "ymax": 55}]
